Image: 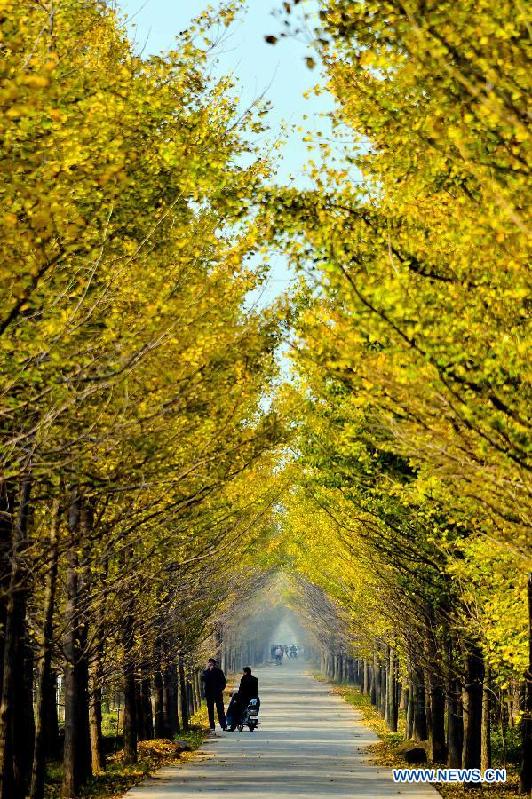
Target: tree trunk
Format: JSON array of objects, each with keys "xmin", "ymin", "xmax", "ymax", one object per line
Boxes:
[
  {"xmin": 164, "ymin": 663, "xmax": 179, "ymax": 736},
  {"xmin": 463, "ymin": 643, "xmax": 484, "ymax": 771},
  {"xmin": 178, "ymin": 654, "xmax": 189, "ymax": 732},
  {"xmin": 138, "ymin": 675, "xmax": 154, "ymax": 741},
  {"xmin": 406, "ymin": 683, "xmax": 414, "ymax": 739},
  {"xmin": 362, "ymin": 659, "xmax": 370, "ymax": 695},
  {"xmin": 30, "ymin": 498, "xmax": 60, "ymax": 799},
  {"xmin": 447, "ymin": 677, "xmax": 464, "ymax": 768},
  {"xmin": 480, "ymin": 677, "xmax": 491, "ymax": 773},
  {"xmin": 89, "ymin": 683, "xmax": 105, "ymax": 775},
  {"xmin": 386, "ymin": 648, "xmax": 398, "ymax": 731},
  {"xmin": 428, "ymin": 674, "xmax": 447, "ymax": 763},
  {"xmin": 122, "ymin": 614, "xmax": 137, "ymax": 765},
  {"xmin": 154, "ymin": 668, "xmax": 167, "ymax": 738},
  {"xmin": 88, "ymin": 636, "xmax": 105, "ymax": 775},
  {"xmin": 519, "ymin": 573, "xmax": 532, "ymax": 795},
  {"xmin": 0, "ymin": 475, "xmax": 32, "ymax": 799},
  {"xmin": 413, "ymin": 668, "xmax": 427, "ymax": 741},
  {"xmin": 371, "ymin": 653, "xmax": 379, "ymax": 706},
  {"xmin": 379, "ymin": 663, "xmax": 386, "ymax": 716},
  {"xmin": 61, "ymin": 494, "xmax": 92, "ymax": 799},
  {"xmin": 44, "ymin": 671, "xmax": 60, "ymax": 760}
]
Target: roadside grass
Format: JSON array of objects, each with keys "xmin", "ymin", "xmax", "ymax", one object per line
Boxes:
[
  {"xmin": 45, "ymin": 706, "xmax": 210, "ymax": 799},
  {"xmin": 319, "ymin": 678, "xmax": 521, "ymax": 799}
]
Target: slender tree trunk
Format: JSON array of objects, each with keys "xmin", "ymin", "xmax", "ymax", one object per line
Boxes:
[
  {"xmin": 178, "ymin": 654, "xmax": 189, "ymax": 732},
  {"xmin": 138, "ymin": 675, "xmax": 154, "ymax": 740},
  {"xmin": 89, "ymin": 637, "xmax": 105, "ymax": 775},
  {"xmin": 0, "ymin": 475, "xmax": 32, "ymax": 799},
  {"xmin": 379, "ymin": 663, "xmax": 386, "ymax": 716},
  {"xmin": 44, "ymin": 671, "xmax": 60, "ymax": 760},
  {"xmin": 61, "ymin": 494, "xmax": 92, "ymax": 799},
  {"xmin": 428, "ymin": 674, "xmax": 447, "ymax": 763},
  {"xmin": 372, "ymin": 655, "xmax": 380, "ymax": 706},
  {"xmin": 463, "ymin": 643, "xmax": 484, "ymax": 771},
  {"xmin": 195, "ymin": 671, "xmax": 202, "ymax": 709},
  {"xmin": 413, "ymin": 668, "xmax": 428, "ymax": 741},
  {"xmin": 405, "ymin": 683, "xmax": 414, "ymax": 739},
  {"xmin": 519, "ymin": 573, "xmax": 532, "ymax": 795},
  {"xmin": 30, "ymin": 498, "xmax": 60, "ymax": 799},
  {"xmin": 481, "ymin": 669, "xmax": 491, "ymax": 771},
  {"xmin": 122, "ymin": 614, "xmax": 137, "ymax": 765},
  {"xmin": 362, "ymin": 659, "xmax": 370, "ymax": 695},
  {"xmin": 164, "ymin": 663, "xmax": 179, "ymax": 736},
  {"xmin": 369, "ymin": 658, "xmax": 376, "ymax": 705},
  {"xmin": 447, "ymin": 677, "xmax": 464, "ymax": 767},
  {"xmin": 154, "ymin": 667, "xmax": 168, "ymax": 739},
  {"xmin": 386, "ymin": 648, "xmax": 398, "ymax": 731}
]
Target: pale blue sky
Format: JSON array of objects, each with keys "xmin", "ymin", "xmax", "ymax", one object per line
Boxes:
[{"xmin": 115, "ymin": 0, "xmax": 336, "ymax": 302}]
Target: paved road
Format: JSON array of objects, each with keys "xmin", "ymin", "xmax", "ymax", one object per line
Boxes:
[{"xmin": 126, "ymin": 664, "xmax": 437, "ymax": 798}]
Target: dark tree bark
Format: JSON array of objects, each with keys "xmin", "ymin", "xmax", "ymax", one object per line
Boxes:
[
  {"xmin": 44, "ymin": 671, "xmax": 60, "ymax": 760},
  {"xmin": 178, "ymin": 654, "xmax": 189, "ymax": 732},
  {"xmin": 462, "ymin": 643, "xmax": 484, "ymax": 771},
  {"xmin": 195, "ymin": 671, "xmax": 202, "ymax": 710},
  {"xmin": 163, "ymin": 661, "xmax": 179, "ymax": 736},
  {"xmin": 413, "ymin": 668, "xmax": 428, "ymax": 741},
  {"xmin": 154, "ymin": 668, "xmax": 168, "ymax": 738},
  {"xmin": 61, "ymin": 494, "xmax": 92, "ymax": 799},
  {"xmin": 0, "ymin": 475, "xmax": 33, "ymax": 799},
  {"xmin": 447, "ymin": 677, "xmax": 464, "ymax": 767},
  {"xmin": 385, "ymin": 647, "xmax": 398, "ymax": 731},
  {"xmin": 379, "ymin": 663, "xmax": 387, "ymax": 716},
  {"xmin": 371, "ymin": 653, "xmax": 379, "ymax": 706},
  {"xmin": 481, "ymin": 669, "xmax": 491, "ymax": 771},
  {"xmin": 30, "ymin": 498, "xmax": 60, "ymax": 799},
  {"xmin": 405, "ymin": 683, "xmax": 414, "ymax": 739},
  {"xmin": 137, "ymin": 673, "xmax": 154, "ymax": 741},
  {"xmin": 428, "ymin": 675, "xmax": 447, "ymax": 763},
  {"xmin": 122, "ymin": 614, "xmax": 137, "ymax": 765},
  {"xmin": 89, "ymin": 639, "xmax": 106, "ymax": 775}
]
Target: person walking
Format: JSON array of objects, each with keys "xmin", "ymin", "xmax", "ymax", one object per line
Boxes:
[
  {"xmin": 238, "ymin": 667, "xmax": 259, "ymax": 705},
  {"xmin": 225, "ymin": 667, "xmax": 260, "ymax": 732},
  {"xmin": 201, "ymin": 658, "xmax": 227, "ymax": 731}
]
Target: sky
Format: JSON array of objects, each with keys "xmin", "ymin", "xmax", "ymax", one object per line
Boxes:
[{"xmin": 115, "ymin": 0, "xmax": 336, "ymax": 303}]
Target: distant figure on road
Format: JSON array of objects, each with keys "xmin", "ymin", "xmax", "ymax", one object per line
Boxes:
[
  {"xmin": 274, "ymin": 645, "xmax": 283, "ymax": 665},
  {"xmin": 201, "ymin": 657, "xmax": 227, "ymax": 731},
  {"xmin": 290, "ymin": 644, "xmax": 298, "ymax": 659}
]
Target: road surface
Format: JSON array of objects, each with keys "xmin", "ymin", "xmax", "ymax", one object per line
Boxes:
[{"xmin": 126, "ymin": 664, "xmax": 437, "ymax": 798}]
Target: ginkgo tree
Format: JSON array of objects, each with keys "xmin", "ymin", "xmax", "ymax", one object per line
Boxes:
[
  {"xmin": 264, "ymin": 0, "xmax": 530, "ymax": 789},
  {"xmin": 0, "ymin": 2, "xmax": 287, "ymax": 798}
]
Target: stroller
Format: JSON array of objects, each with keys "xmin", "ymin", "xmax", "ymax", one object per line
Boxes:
[
  {"xmin": 238, "ymin": 698, "xmax": 260, "ymax": 732},
  {"xmin": 226, "ymin": 692, "xmax": 260, "ymax": 732}
]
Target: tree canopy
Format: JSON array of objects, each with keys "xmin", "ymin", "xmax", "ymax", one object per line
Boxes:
[{"xmin": 0, "ymin": 1, "xmax": 529, "ymax": 797}]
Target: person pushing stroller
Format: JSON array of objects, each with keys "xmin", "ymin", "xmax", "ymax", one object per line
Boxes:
[{"xmin": 226, "ymin": 667, "xmax": 260, "ymax": 731}]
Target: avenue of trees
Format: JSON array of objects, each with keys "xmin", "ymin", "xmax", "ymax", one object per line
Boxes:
[
  {"xmin": 267, "ymin": 0, "xmax": 530, "ymax": 792},
  {"xmin": 0, "ymin": 4, "xmax": 286, "ymax": 798},
  {"xmin": 0, "ymin": 1, "xmax": 529, "ymax": 798}
]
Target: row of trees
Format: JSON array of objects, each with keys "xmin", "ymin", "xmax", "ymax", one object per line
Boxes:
[
  {"xmin": 1, "ymin": 0, "xmax": 529, "ymax": 797},
  {"xmin": 266, "ymin": 0, "xmax": 530, "ymax": 792},
  {"xmin": 0, "ymin": 3, "xmax": 285, "ymax": 798}
]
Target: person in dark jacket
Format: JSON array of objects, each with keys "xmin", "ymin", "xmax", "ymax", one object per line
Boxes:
[
  {"xmin": 201, "ymin": 658, "xmax": 227, "ymax": 731},
  {"xmin": 238, "ymin": 667, "xmax": 259, "ymax": 706}
]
